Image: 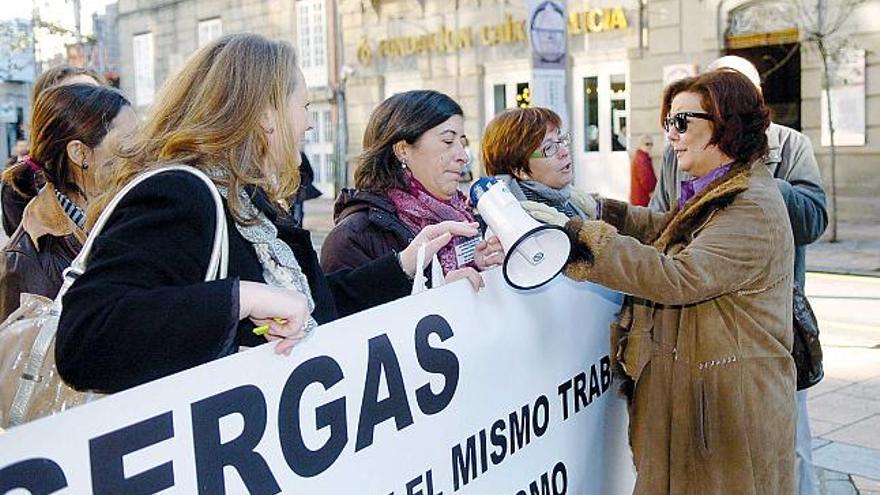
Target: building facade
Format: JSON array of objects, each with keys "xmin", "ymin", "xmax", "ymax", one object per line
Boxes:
[
  {"xmin": 0, "ymin": 19, "xmax": 35, "ymax": 162},
  {"xmin": 116, "ymin": 0, "xmax": 339, "ymax": 196},
  {"xmin": 92, "ymin": 3, "xmax": 122, "ymax": 86},
  {"xmin": 341, "ymin": 0, "xmax": 880, "ymax": 223}
]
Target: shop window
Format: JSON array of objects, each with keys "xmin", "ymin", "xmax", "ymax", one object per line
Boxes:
[
  {"xmin": 316, "ymin": 154, "xmax": 334, "ymax": 184},
  {"xmin": 583, "ymin": 77, "xmax": 599, "ymax": 152},
  {"xmin": 515, "ymin": 83, "xmax": 531, "ymax": 109},
  {"xmin": 493, "ymin": 84, "xmax": 506, "ymax": 115},
  {"xmin": 610, "ymin": 74, "xmax": 627, "ymax": 151},
  {"xmin": 320, "ymin": 110, "xmax": 333, "ymax": 143},
  {"xmin": 303, "ymin": 103, "xmax": 334, "ymax": 196},
  {"xmin": 197, "ymin": 18, "xmax": 222, "ymax": 48},
  {"xmin": 304, "ymin": 110, "xmax": 320, "ymax": 144},
  {"xmin": 297, "ymin": 0, "xmax": 328, "ymax": 87},
  {"xmin": 133, "ymin": 32, "xmax": 155, "ymax": 105}
]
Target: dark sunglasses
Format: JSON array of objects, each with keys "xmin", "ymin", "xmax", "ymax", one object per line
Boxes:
[{"xmin": 663, "ymin": 112, "xmax": 713, "ymax": 134}]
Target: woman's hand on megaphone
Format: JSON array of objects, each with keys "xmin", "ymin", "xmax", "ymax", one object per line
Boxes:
[
  {"xmin": 399, "ymin": 221, "xmax": 480, "ymax": 277},
  {"xmin": 520, "ymin": 200, "xmax": 569, "ymax": 227},
  {"xmin": 445, "ymin": 267, "xmax": 485, "ymax": 291},
  {"xmin": 474, "ymin": 235, "xmax": 504, "ymax": 270},
  {"xmin": 569, "ymin": 189, "xmax": 599, "ymax": 219}
]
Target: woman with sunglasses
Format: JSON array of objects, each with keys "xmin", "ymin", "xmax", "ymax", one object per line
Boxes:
[
  {"xmin": 481, "ymin": 107, "xmax": 597, "ymax": 222},
  {"xmin": 535, "ymin": 69, "xmax": 796, "ymax": 493},
  {"xmin": 321, "ymin": 90, "xmax": 502, "ymax": 289}
]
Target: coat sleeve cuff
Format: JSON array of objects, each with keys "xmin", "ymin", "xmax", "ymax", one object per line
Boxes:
[
  {"xmin": 218, "ymin": 278, "xmax": 241, "ymax": 356},
  {"xmin": 599, "ymin": 198, "xmax": 629, "ymax": 230},
  {"xmin": 562, "ymin": 218, "xmax": 618, "ymax": 282}
]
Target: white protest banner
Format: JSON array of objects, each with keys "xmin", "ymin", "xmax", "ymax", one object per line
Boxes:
[{"xmin": 0, "ymin": 269, "xmax": 635, "ymax": 494}]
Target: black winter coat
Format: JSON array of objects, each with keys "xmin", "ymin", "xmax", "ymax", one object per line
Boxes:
[
  {"xmin": 56, "ymin": 171, "xmax": 411, "ymax": 393},
  {"xmin": 320, "ymin": 189, "xmax": 415, "ymax": 272}
]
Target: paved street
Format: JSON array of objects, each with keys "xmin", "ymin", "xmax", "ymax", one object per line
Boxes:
[{"xmin": 806, "ymin": 273, "xmax": 880, "ymax": 494}]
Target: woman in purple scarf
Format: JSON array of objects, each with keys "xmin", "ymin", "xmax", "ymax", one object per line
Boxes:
[{"xmin": 321, "ymin": 90, "xmax": 502, "ymax": 289}]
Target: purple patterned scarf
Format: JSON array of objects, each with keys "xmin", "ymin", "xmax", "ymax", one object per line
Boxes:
[{"xmin": 387, "ymin": 170, "xmax": 476, "ymax": 275}]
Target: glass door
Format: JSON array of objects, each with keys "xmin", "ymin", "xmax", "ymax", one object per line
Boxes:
[
  {"xmin": 483, "ymin": 69, "xmax": 531, "ymax": 127},
  {"xmin": 572, "ymin": 61, "xmax": 630, "ymax": 200}
]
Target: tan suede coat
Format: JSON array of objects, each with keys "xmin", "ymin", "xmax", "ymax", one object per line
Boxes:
[{"xmin": 564, "ymin": 161, "xmax": 796, "ymax": 494}]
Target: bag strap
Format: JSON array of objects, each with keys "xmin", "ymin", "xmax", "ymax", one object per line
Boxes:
[
  {"xmin": 8, "ymin": 166, "xmax": 228, "ymax": 426},
  {"xmin": 410, "ymin": 243, "xmax": 445, "ymax": 295},
  {"xmin": 69, "ymin": 165, "xmax": 228, "ymax": 284}
]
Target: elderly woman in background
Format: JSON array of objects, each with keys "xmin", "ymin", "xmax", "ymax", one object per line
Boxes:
[
  {"xmin": 321, "ymin": 90, "xmax": 502, "ymax": 289},
  {"xmin": 481, "ymin": 107, "xmax": 597, "ymax": 222},
  {"xmin": 1, "ymin": 65, "xmax": 103, "ymax": 237},
  {"xmin": 0, "ymin": 84, "xmax": 134, "ymax": 319},
  {"xmin": 543, "ymin": 69, "xmax": 796, "ymax": 493}
]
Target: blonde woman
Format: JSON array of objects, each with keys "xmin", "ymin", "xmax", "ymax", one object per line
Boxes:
[{"xmin": 55, "ymin": 34, "xmax": 476, "ymax": 393}]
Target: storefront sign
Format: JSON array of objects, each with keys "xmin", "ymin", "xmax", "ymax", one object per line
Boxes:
[
  {"xmin": 357, "ymin": 7, "xmax": 629, "ymax": 65},
  {"xmin": 529, "ymin": 0, "xmax": 569, "ymax": 129},
  {"xmin": 0, "ymin": 270, "xmax": 635, "ymax": 494}
]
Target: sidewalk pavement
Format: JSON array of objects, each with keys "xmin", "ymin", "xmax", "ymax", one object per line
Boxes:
[
  {"xmin": 806, "ymin": 222, "xmax": 880, "ymax": 276},
  {"xmin": 804, "ymin": 274, "xmax": 880, "ymax": 495},
  {"xmin": 303, "ymin": 197, "xmax": 880, "ymax": 494}
]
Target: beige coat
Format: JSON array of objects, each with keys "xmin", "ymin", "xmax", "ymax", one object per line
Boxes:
[{"xmin": 564, "ymin": 161, "xmax": 796, "ymax": 494}]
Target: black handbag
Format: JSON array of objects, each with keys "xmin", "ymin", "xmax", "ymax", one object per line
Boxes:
[{"xmin": 791, "ymin": 285, "xmax": 824, "ymax": 390}]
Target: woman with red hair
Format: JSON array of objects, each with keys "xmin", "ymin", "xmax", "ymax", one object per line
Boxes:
[
  {"xmin": 549, "ymin": 69, "xmax": 796, "ymax": 493},
  {"xmin": 481, "ymin": 107, "xmax": 597, "ymax": 221}
]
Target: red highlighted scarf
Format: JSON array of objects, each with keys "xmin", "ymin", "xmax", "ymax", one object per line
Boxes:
[{"xmin": 387, "ymin": 170, "xmax": 475, "ymax": 275}]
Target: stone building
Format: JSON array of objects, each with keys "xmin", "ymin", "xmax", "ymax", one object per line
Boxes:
[
  {"xmin": 340, "ymin": 0, "xmax": 880, "ymax": 223},
  {"xmin": 0, "ymin": 19, "xmax": 35, "ymax": 162},
  {"xmin": 116, "ymin": 0, "xmax": 340, "ymax": 196}
]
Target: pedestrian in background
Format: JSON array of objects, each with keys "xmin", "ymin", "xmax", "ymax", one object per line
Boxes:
[
  {"xmin": 289, "ymin": 152, "xmax": 322, "ymax": 228},
  {"xmin": 650, "ymin": 55, "xmax": 828, "ymax": 495},
  {"xmin": 629, "ymin": 134, "xmax": 656, "ymax": 206},
  {"xmin": 0, "ymin": 84, "xmax": 134, "ymax": 319},
  {"xmin": 5, "ymin": 140, "xmax": 28, "ymax": 168}
]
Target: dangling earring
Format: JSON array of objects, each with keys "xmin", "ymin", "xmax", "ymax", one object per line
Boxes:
[
  {"xmin": 400, "ymin": 157, "xmax": 408, "ymax": 169},
  {"xmin": 81, "ymin": 159, "xmax": 88, "ymax": 170}
]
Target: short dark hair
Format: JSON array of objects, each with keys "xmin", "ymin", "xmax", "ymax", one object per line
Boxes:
[
  {"xmin": 659, "ymin": 76, "xmax": 695, "ymax": 130},
  {"xmin": 355, "ymin": 90, "xmax": 463, "ymax": 191},
  {"xmin": 663, "ymin": 70, "xmax": 770, "ymax": 165},
  {"xmin": 482, "ymin": 107, "xmax": 561, "ymax": 178}
]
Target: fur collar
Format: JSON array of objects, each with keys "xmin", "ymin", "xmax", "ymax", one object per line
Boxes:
[{"xmin": 652, "ymin": 164, "xmax": 752, "ymax": 252}]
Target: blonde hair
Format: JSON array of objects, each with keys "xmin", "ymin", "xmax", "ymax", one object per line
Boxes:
[{"xmin": 88, "ymin": 33, "xmax": 302, "ymax": 225}]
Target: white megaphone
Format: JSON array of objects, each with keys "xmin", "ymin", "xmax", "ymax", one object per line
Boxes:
[{"xmin": 470, "ymin": 177, "xmax": 571, "ymax": 290}]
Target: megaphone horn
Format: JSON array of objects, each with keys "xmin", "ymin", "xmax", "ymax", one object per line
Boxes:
[{"xmin": 470, "ymin": 177, "xmax": 571, "ymax": 290}]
